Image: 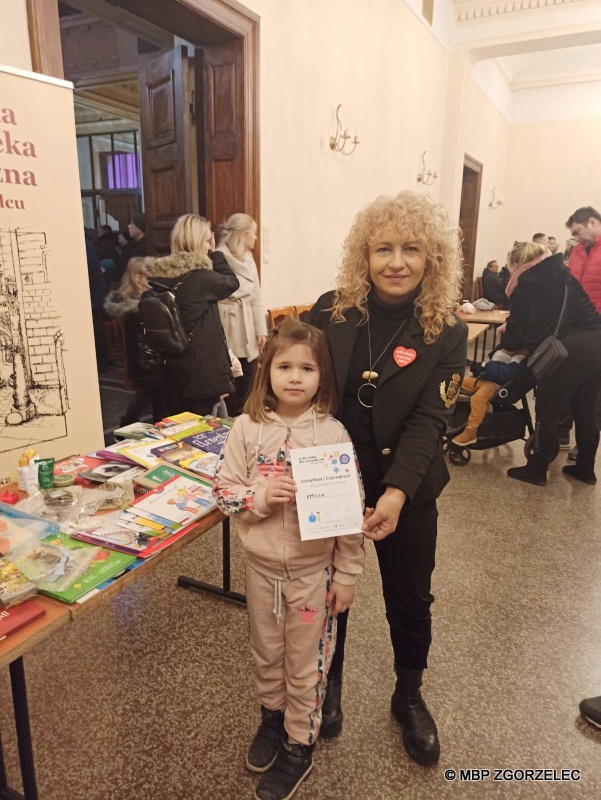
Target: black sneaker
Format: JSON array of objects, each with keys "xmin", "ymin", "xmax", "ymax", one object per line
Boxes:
[
  {"xmin": 247, "ymin": 707, "xmax": 285, "ymax": 773},
  {"xmin": 562, "ymin": 465, "xmax": 597, "ymax": 485},
  {"xmin": 580, "ymin": 696, "xmax": 601, "ymax": 728},
  {"xmin": 254, "ymin": 740, "xmax": 314, "ymax": 800}
]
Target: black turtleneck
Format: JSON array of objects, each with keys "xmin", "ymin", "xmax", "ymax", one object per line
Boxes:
[{"xmin": 340, "ymin": 286, "xmax": 421, "ymax": 450}]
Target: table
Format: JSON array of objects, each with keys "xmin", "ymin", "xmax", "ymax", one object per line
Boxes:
[
  {"xmin": 466, "ymin": 323, "xmax": 490, "ymax": 364},
  {"xmin": 0, "ymin": 497, "xmax": 243, "ymax": 798},
  {"xmin": 0, "ymin": 597, "xmax": 70, "ymax": 800},
  {"xmin": 459, "ymin": 309, "xmax": 510, "ymax": 364}
]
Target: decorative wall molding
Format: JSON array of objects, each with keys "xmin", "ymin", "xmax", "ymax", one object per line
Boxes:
[{"xmin": 454, "ymin": 0, "xmax": 590, "ymax": 23}]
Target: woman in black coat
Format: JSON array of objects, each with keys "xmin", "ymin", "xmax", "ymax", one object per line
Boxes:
[
  {"xmin": 104, "ymin": 256, "xmax": 167, "ymax": 424},
  {"xmin": 145, "ymin": 214, "xmax": 240, "ymax": 416},
  {"xmin": 500, "ymin": 242, "xmax": 601, "ymax": 486},
  {"xmin": 308, "ymin": 191, "xmax": 467, "ymax": 766}
]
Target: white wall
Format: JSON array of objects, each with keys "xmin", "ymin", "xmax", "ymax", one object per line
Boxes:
[
  {"xmin": 500, "ymin": 116, "xmax": 601, "ymax": 259},
  {"xmin": 243, "ymin": 0, "xmax": 452, "ymax": 308},
  {"xmin": 1, "ymin": 0, "xmax": 32, "ymax": 71}
]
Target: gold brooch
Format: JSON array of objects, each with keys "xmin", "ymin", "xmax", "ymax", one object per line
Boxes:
[{"xmin": 440, "ymin": 373, "xmax": 461, "ymax": 408}]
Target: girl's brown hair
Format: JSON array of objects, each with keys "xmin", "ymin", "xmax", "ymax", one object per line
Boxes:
[{"xmin": 244, "ymin": 316, "xmax": 338, "ymax": 422}]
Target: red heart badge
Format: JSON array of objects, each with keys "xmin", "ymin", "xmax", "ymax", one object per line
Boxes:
[{"xmin": 393, "ymin": 346, "xmax": 416, "ymax": 368}]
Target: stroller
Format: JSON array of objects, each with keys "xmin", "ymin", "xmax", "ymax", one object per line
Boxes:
[{"xmin": 443, "ymin": 367, "xmax": 558, "ymax": 466}]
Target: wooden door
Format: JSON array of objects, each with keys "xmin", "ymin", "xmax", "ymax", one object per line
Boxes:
[
  {"xmin": 197, "ymin": 42, "xmax": 245, "ymax": 227},
  {"xmin": 458, "ymin": 155, "xmax": 483, "ymax": 301},
  {"xmin": 139, "ymin": 46, "xmax": 196, "ymax": 255}
]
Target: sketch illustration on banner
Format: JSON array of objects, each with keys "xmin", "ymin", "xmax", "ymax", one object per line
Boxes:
[{"xmin": 0, "ymin": 227, "xmax": 68, "ymax": 453}]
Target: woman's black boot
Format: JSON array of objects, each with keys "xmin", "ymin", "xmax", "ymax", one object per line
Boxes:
[
  {"xmin": 391, "ymin": 667, "xmax": 440, "ymax": 766},
  {"xmin": 320, "ymin": 670, "xmax": 343, "ymax": 738}
]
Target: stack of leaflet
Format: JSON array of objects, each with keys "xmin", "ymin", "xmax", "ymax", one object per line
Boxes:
[{"xmin": 72, "ymin": 474, "xmax": 216, "ymax": 557}]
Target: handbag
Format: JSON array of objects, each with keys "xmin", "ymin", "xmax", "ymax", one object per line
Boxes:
[{"xmin": 526, "ymin": 285, "xmax": 569, "ymax": 381}]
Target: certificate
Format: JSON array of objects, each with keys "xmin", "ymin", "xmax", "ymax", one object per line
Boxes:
[{"xmin": 290, "ymin": 443, "xmax": 363, "ymax": 541}]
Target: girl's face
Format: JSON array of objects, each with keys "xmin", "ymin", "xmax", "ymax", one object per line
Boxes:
[
  {"xmin": 243, "ymin": 226, "xmax": 257, "ymax": 251},
  {"xmin": 269, "ymin": 343, "xmax": 320, "ymax": 420},
  {"xmin": 368, "ymin": 227, "xmax": 427, "ymax": 304}
]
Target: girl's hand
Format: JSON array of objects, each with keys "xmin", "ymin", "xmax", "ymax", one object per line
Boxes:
[
  {"xmin": 256, "ymin": 335, "xmax": 266, "ymax": 352},
  {"xmin": 265, "ymin": 476, "xmax": 297, "ymax": 509},
  {"xmin": 326, "ymin": 582, "xmax": 355, "ymax": 614},
  {"xmin": 362, "ymin": 487, "xmax": 406, "ymax": 541}
]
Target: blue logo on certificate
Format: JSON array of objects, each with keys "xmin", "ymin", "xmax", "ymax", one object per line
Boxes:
[{"xmin": 339, "ymin": 454, "xmax": 350, "ymax": 465}]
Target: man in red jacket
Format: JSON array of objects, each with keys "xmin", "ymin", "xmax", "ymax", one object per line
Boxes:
[
  {"xmin": 559, "ymin": 207, "xmax": 601, "ymax": 454},
  {"xmin": 567, "ymin": 206, "xmax": 601, "ymax": 312}
]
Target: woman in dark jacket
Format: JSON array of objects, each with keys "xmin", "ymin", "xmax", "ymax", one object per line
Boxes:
[
  {"xmin": 481, "ymin": 260, "xmax": 509, "ymax": 308},
  {"xmin": 308, "ymin": 191, "xmax": 467, "ymax": 766},
  {"xmin": 501, "ymin": 242, "xmax": 601, "ymax": 486},
  {"xmin": 145, "ymin": 214, "xmax": 239, "ymax": 416},
  {"xmin": 104, "ymin": 257, "xmax": 167, "ymax": 424}
]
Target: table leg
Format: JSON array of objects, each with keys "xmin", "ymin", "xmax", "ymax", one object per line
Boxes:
[
  {"xmin": 178, "ymin": 518, "xmax": 246, "ymax": 605},
  {"xmin": 0, "ymin": 657, "xmax": 39, "ymax": 800}
]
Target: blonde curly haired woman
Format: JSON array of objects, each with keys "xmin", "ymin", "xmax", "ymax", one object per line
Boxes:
[{"xmin": 308, "ymin": 190, "xmax": 467, "ymax": 765}]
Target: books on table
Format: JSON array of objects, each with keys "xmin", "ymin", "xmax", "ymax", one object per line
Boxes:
[
  {"xmin": 113, "ymin": 422, "xmax": 165, "ymax": 441},
  {"xmin": 0, "ymin": 598, "xmax": 46, "ymax": 641},
  {"xmin": 36, "ymin": 533, "xmax": 136, "ymax": 604},
  {"xmin": 181, "ymin": 426, "xmax": 230, "ymax": 455}
]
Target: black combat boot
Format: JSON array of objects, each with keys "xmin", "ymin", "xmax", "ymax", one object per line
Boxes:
[
  {"xmin": 391, "ymin": 667, "xmax": 440, "ymax": 766},
  {"xmin": 319, "ymin": 670, "xmax": 343, "ymax": 738},
  {"xmin": 254, "ymin": 739, "xmax": 314, "ymax": 800},
  {"xmin": 246, "ymin": 706, "xmax": 285, "ymax": 773}
]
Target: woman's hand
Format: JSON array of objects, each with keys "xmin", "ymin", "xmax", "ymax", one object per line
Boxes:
[
  {"xmin": 265, "ymin": 476, "xmax": 297, "ymax": 509},
  {"xmin": 326, "ymin": 582, "xmax": 355, "ymax": 614},
  {"xmin": 256, "ymin": 335, "xmax": 266, "ymax": 352},
  {"xmin": 362, "ymin": 487, "xmax": 406, "ymax": 541}
]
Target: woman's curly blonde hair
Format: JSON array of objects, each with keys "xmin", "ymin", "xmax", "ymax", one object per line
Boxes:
[{"xmin": 331, "ymin": 191, "xmax": 464, "ymax": 343}]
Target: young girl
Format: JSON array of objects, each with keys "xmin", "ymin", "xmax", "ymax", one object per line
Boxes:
[
  {"xmin": 104, "ymin": 257, "xmax": 166, "ymax": 424},
  {"xmin": 214, "ymin": 317, "xmax": 364, "ymax": 800}
]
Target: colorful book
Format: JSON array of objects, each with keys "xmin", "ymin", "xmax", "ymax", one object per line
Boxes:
[
  {"xmin": 181, "ymin": 452, "xmax": 219, "ymax": 481},
  {"xmin": 54, "ymin": 454, "xmax": 110, "ymax": 486},
  {"xmin": 150, "ymin": 440, "xmax": 205, "ymax": 468},
  {"xmin": 72, "ymin": 516, "xmax": 202, "ymax": 558},
  {"xmin": 0, "ymin": 598, "xmax": 46, "ymax": 640},
  {"xmin": 135, "ymin": 463, "xmax": 207, "ymax": 489},
  {"xmin": 37, "ymin": 532, "xmax": 136, "ymax": 604},
  {"xmin": 125, "ymin": 476, "xmax": 216, "ymax": 527},
  {"xmin": 181, "ymin": 426, "xmax": 230, "ymax": 455},
  {"xmin": 159, "ymin": 412, "xmax": 203, "ymax": 425},
  {"xmin": 112, "ymin": 422, "xmax": 165, "ymax": 441},
  {"xmin": 117, "ymin": 440, "xmax": 163, "ymax": 469},
  {"xmin": 79, "ymin": 461, "xmax": 143, "ymax": 483}
]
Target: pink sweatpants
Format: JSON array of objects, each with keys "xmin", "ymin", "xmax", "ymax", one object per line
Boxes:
[{"xmin": 245, "ymin": 562, "xmax": 337, "ymax": 745}]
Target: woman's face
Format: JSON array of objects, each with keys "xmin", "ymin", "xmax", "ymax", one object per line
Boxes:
[
  {"xmin": 243, "ymin": 226, "xmax": 257, "ymax": 251},
  {"xmin": 368, "ymin": 227, "xmax": 427, "ymax": 304},
  {"xmin": 134, "ymin": 272, "xmax": 150, "ymax": 293}
]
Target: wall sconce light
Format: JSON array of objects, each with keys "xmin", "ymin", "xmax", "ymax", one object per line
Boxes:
[
  {"xmin": 489, "ymin": 187, "xmax": 504, "ymax": 210},
  {"xmin": 416, "ymin": 151, "xmax": 438, "ymax": 185},
  {"xmin": 329, "ymin": 104, "xmax": 360, "ymax": 156}
]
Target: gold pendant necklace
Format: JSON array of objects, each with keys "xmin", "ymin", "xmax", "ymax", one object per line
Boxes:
[{"xmin": 358, "ymin": 317, "xmax": 407, "ymax": 409}]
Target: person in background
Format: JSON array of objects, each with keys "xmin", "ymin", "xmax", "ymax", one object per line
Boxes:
[
  {"xmin": 214, "ymin": 317, "xmax": 364, "ymax": 800},
  {"xmin": 84, "ymin": 227, "xmax": 109, "ymax": 373},
  {"xmin": 500, "ymin": 242, "xmax": 601, "ymax": 486},
  {"xmin": 532, "ymin": 232, "xmax": 549, "ymax": 248},
  {"xmin": 145, "ymin": 214, "xmax": 239, "ymax": 415},
  {"xmin": 481, "ymin": 259, "xmax": 509, "ymax": 308},
  {"xmin": 216, "ymin": 213, "xmax": 268, "ymax": 415},
  {"xmin": 547, "ymin": 236, "xmax": 562, "ymax": 258},
  {"xmin": 558, "ymin": 207, "xmax": 601, "ymax": 456},
  {"xmin": 104, "ymin": 257, "xmax": 166, "ymax": 424},
  {"xmin": 308, "ymin": 191, "xmax": 467, "ymax": 767},
  {"xmin": 117, "ymin": 212, "xmax": 147, "ymax": 278}
]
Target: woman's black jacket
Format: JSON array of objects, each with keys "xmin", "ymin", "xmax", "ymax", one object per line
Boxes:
[
  {"xmin": 500, "ymin": 254, "xmax": 601, "ymax": 353},
  {"xmin": 145, "ymin": 251, "xmax": 239, "ymax": 404}
]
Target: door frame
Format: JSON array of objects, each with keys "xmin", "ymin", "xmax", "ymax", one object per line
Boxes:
[
  {"xmin": 459, "ymin": 153, "xmax": 483, "ymax": 301},
  {"xmin": 26, "ymin": 0, "xmax": 260, "ymax": 255}
]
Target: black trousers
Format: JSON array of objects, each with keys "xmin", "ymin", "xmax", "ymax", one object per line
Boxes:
[
  {"xmin": 226, "ymin": 358, "xmax": 256, "ymax": 417},
  {"xmin": 531, "ymin": 329, "xmax": 601, "ymax": 472},
  {"xmin": 330, "ymin": 446, "xmax": 438, "ymax": 675}
]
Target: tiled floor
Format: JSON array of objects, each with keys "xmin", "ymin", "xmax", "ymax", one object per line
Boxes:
[{"xmin": 1, "ymin": 428, "xmax": 599, "ymax": 799}]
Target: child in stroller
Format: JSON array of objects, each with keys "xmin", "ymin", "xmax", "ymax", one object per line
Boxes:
[{"xmin": 444, "ymin": 353, "xmax": 538, "ymax": 466}]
